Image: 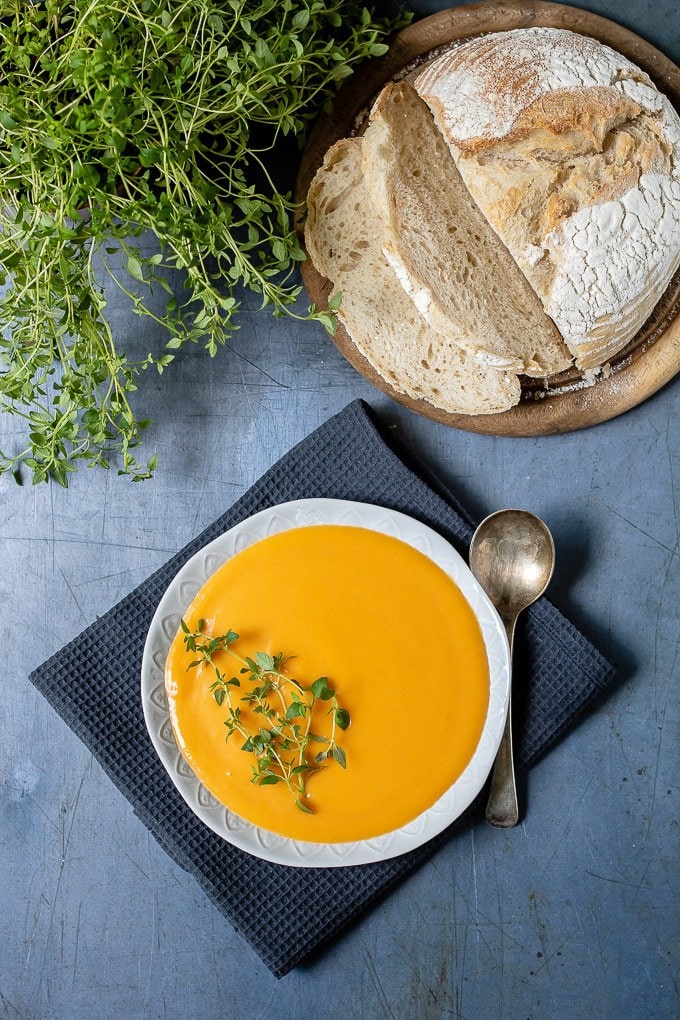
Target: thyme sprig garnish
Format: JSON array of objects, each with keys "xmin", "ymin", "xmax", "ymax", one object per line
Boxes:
[{"xmin": 181, "ymin": 619, "xmax": 350, "ymax": 814}]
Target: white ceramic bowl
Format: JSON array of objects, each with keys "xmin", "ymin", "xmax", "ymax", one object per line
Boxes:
[{"xmin": 141, "ymin": 499, "xmax": 510, "ymax": 867}]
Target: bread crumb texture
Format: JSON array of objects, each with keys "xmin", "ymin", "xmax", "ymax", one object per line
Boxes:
[
  {"xmin": 361, "ymin": 82, "xmax": 571, "ymax": 376},
  {"xmin": 416, "ymin": 28, "xmax": 680, "ymax": 368},
  {"xmin": 304, "ymin": 138, "xmax": 521, "ymax": 414}
]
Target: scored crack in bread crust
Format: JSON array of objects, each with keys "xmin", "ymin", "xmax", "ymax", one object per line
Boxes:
[
  {"xmin": 361, "ymin": 82, "xmax": 572, "ymax": 376},
  {"xmin": 415, "ymin": 27, "xmax": 680, "ymax": 369},
  {"xmin": 304, "ymin": 138, "xmax": 521, "ymax": 415}
]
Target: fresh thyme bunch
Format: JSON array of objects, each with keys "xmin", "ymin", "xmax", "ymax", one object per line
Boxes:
[{"xmin": 0, "ymin": 0, "xmax": 402, "ymax": 484}]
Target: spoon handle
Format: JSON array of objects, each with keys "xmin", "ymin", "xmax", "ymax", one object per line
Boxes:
[{"xmin": 485, "ymin": 617, "xmax": 519, "ymax": 827}]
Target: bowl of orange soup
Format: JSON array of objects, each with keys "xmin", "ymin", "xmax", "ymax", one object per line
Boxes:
[{"xmin": 141, "ymin": 499, "xmax": 510, "ymax": 866}]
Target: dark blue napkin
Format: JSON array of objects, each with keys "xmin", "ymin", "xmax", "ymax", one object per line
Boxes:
[{"xmin": 29, "ymin": 400, "xmax": 616, "ymax": 977}]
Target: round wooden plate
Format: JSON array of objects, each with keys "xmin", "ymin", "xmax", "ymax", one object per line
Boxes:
[{"xmin": 296, "ymin": 0, "xmax": 680, "ymax": 436}]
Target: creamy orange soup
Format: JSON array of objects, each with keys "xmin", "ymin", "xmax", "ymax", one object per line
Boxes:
[{"xmin": 165, "ymin": 525, "xmax": 489, "ymax": 842}]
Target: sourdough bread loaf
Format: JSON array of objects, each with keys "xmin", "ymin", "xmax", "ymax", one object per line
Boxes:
[
  {"xmin": 415, "ymin": 28, "xmax": 680, "ymax": 368},
  {"xmin": 361, "ymin": 82, "xmax": 571, "ymax": 375},
  {"xmin": 304, "ymin": 138, "xmax": 521, "ymax": 414}
]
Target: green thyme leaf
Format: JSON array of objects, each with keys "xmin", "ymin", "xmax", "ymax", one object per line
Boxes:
[
  {"xmin": 332, "ymin": 746, "xmax": 347, "ymax": 769},
  {"xmin": 334, "ymin": 708, "xmax": 351, "ymax": 730},
  {"xmin": 311, "ymin": 677, "xmax": 332, "ymax": 699},
  {"xmin": 296, "ymin": 796, "xmax": 314, "ymax": 815}
]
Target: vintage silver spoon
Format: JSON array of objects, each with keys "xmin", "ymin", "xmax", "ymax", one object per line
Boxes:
[{"xmin": 469, "ymin": 509, "xmax": 555, "ymax": 827}]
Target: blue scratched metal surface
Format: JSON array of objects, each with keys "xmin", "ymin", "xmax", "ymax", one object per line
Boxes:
[{"xmin": 0, "ymin": 2, "xmax": 678, "ymax": 1017}]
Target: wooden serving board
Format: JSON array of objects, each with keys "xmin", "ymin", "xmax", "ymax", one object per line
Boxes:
[{"xmin": 296, "ymin": 0, "xmax": 680, "ymax": 436}]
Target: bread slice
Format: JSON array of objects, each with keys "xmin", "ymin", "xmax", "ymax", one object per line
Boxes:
[
  {"xmin": 415, "ymin": 28, "xmax": 680, "ymax": 369},
  {"xmin": 361, "ymin": 81, "xmax": 572, "ymax": 377},
  {"xmin": 304, "ymin": 137, "xmax": 521, "ymax": 415}
]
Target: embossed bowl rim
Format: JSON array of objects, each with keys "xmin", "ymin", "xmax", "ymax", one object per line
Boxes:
[{"xmin": 141, "ymin": 499, "xmax": 511, "ymax": 867}]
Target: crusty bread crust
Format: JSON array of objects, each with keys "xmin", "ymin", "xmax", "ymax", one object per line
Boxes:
[
  {"xmin": 415, "ymin": 28, "xmax": 680, "ymax": 368},
  {"xmin": 305, "ymin": 138, "xmax": 521, "ymax": 414}
]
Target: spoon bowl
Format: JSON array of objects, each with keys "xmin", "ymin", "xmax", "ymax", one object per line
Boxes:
[
  {"xmin": 470, "ymin": 510, "xmax": 555, "ymax": 615},
  {"xmin": 469, "ymin": 509, "xmax": 556, "ymax": 827}
]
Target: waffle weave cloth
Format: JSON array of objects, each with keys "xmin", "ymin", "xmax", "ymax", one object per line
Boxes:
[{"xmin": 29, "ymin": 399, "xmax": 616, "ymax": 977}]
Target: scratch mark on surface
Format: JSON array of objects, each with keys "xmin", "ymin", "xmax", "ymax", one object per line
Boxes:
[
  {"xmin": 23, "ymin": 893, "xmax": 47, "ymax": 972},
  {"xmin": 470, "ymin": 829, "xmax": 479, "ymax": 918},
  {"xmin": 537, "ymin": 772, "xmax": 597, "ymax": 884},
  {"xmin": 631, "ymin": 860, "xmax": 653, "ymax": 905},
  {"xmin": 602, "ymin": 504, "xmax": 675, "ymax": 553},
  {"xmin": 494, "ymin": 837, "xmax": 510, "ymax": 1018},
  {"xmin": 590, "ymin": 907, "xmax": 607, "ymax": 975},
  {"xmin": 664, "ymin": 414, "xmax": 679, "ymax": 546},
  {"xmin": 0, "ymin": 535, "xmax": 176, "ymax": 555},
  {"xmin": 49, "ymin": 481, "xmax": 55, "ymax": 578},
  {"xmin": 585, "ymin": 869, "xmax": 657, "ymax": 894},
  {"xmin": 229, "ymin": 348, "xmax": 265, "ymax": 447},
  {"xmin": 573, "ymin": 906, "xmax": 598, "ymax": 973},
  {"xmin": 253, "ymin": 981, "xmax": 279, "ymax": 1020},
  {"xmin": 652, "ymin": 549, "xmax": 676, "ymax": 674},
  {"xmin": 24, "ymin": 793, "xmax": 62, "ymax": 838},
  {"xmin": 457, "ymin": 876, "xmax": 471, "ymax": 1018},
  {"xmin": 34, "ymin": 755, "xmax": 93, "ymax": 1011},
  {"xmin": 122, "ymin": 850, "xmax": 150, "ymax": 882},
  {"xmin": 0, "ymin": 988, "xmax": 23, "ymax": 1018},
  {"xmin": 226, "ymin": 345, "xmax": 291, "ymax": 390},
  {"xmin": 469, "ymin": 828, "xmax": 482, "ymax": 971},
  {"xmin": 100, "ymin": 468, "xmax": 109, "ymax": 543},
  {"xmin": 646, "ymin": 580, "xmax": 675, "ymax": 841},
  {"xmin": 189, "ymin": 441, "xmax": 222, "ymax": 536},
  {"xmin": 71, "ymin": 900, "xmax": 83, "ymax": 992},
  {"xmin": 73, "ymin": 569, "xmax": 134, "ymax": 588},
  {"xmin": 530, "ymin": 943, "xmax": 566, "ymax": 978},
  {"xmin": 528, "ymin": 889, "xmax": 548, "ymax": 963},
  {"xmin": 364, "ymin": 948, "xmax": 395, "ymax": 1020},
  {"xmin": 142, "ymin": 830, "xmax": 158, "ymax": 1009},
  {"xmin": 143, "ymin": 889, "xmax": 157, "ymax": 1008},
  {"xmin": 58, "ymin": 566, "xmax": 89, "ymax": 625},
  {"xmin": 428, "ymin": 856, "xmax": 451, "ymax": 885}
]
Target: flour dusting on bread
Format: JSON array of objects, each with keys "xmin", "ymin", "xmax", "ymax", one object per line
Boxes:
[
  {"xmin": 416, "ymin": 28, "xmax": 661, "ymax": 146},
  {"xmin": 415, "ymin": 27, "xmax": 680, "ymax": 368}
]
